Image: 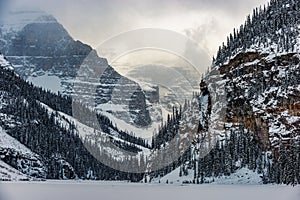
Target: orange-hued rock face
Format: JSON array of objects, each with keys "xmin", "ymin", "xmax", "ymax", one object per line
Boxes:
[{"xmin": 206, "ymin": 52, "xmax": 300, "ymax": 152}]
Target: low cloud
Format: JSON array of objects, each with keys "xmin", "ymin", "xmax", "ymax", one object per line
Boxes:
[{"xmin": 2, "ymin": 0, "xmax": 270, "ymax": 72}]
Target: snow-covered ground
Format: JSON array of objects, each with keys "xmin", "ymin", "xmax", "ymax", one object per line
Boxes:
[
  {"xmin": 28, "ymin": 73, "xmax": 62, "ymax": 94},
  {"xmin": 39, "ymin": 102, "xmax": 152, "ymax": 161},
  {"xmin": 0, "ymin": 181, "xmax": 298, "ymax": 200},
  {"xmin": 101, "ymin": 110, "xmax": 161, "ymax": 142},
  {"xmin": 156, "ymin": 167, "xmax": 263, "ymax": 185},
  {"xmin": 0, "ymin": 127, "xmax": 34, "ymax": 155}
]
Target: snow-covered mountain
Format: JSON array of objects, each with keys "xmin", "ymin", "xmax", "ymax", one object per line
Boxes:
[
  {"xmin": 0, "ymin": 0, "xmax": 299, "ymax": 185},
  {"xmin": 0, "ymin": 54, "xmax": 151, "ymax": 180},
  {"xmin": 152, "ymin": 0, "xmax": 300, "ymax": 185},
  {"xmin": 212, "ymin": 0, "xmax": 300, "ymax": 152},
  {"xmin": 0, "ymin": 10, "xmax": 152, "ymax": 128}
]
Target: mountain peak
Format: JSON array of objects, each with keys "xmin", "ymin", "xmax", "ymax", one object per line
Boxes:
[
  {"xmin": 0, "ymin": 10, "xmax": 153, "ymax": 128},
  {"xmin": 0, "ymin": 9, "xmax": 57, "ymax": 34}
]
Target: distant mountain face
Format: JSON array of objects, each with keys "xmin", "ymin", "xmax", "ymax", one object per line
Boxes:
[
  {"xmin": 126, "ymin": 64, "xmax": 194, "ymax": 111},
  {"xmin": 0, "ymin": 10, "xmax": 152, "ymax": 127}
]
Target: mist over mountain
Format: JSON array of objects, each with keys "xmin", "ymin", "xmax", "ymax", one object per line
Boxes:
[{"xmin": 0, "ymin": 10, "xmax": 152, "ymax": 128}]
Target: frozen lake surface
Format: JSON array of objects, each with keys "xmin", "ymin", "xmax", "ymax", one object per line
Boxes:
[{"xmin": 0, "ymin": 181, "xmax": 299, "ymax": 200}]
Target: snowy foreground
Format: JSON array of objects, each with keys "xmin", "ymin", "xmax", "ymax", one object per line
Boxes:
[{"xmin": 0, "ymin": 181, "xmax": 299, "ymax": 200}]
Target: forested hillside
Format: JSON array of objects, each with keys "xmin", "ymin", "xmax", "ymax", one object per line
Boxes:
[
  {"xmin": 151, "ymin": 0, "xmax": 300, "ymax": 185},
  {"xmin": 0, "ymin": 54, "xmax": 149, "ymax": 181}
]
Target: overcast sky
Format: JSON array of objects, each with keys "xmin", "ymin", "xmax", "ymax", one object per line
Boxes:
[
  {"xmin": 2, "ymin": 0, "xmax": 270, "ymax": 78},
  {"xmin": 3, "ymin": 0, "xmax": 269, "ymax": 54}
]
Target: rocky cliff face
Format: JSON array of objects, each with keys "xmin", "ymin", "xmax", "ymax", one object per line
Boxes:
[
  {"xmin": 0, "ymin": 10, "xmax": 152, "ymax": 127},
  {"xmin": 162, "ymin": 0, "xmax": 300, "ymax": 185},
  {"xmin": 201, "ymin": 0, "xmax": 300, "ymax": 152},
  {"xmin": 217, "ymin": 52, "xmax": 300, "ymax": 151}
]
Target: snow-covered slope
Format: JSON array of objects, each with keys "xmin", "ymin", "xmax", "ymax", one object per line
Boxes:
[
  {"xmin": 0, "ymin": 54, "xmax": 150, "ymax": 179},
  {"xmin": 0, "ymin": 126, "xmax": 47, "ymax": 179},
  {"xmin": 0, "ymin": 56, "xmax": 47, "ymax": 179},
  {"xmin": 27, "ymin": 73, "xmax": 62, "ymax": 94},
  {"xmin": 0, "ymin": 126, "xmax": 34, "ymax": 155},
  {"xmin": 40, "ymin": 102, "xmax": 152, "ymax": 159},
  {"xmin": 0, "ymin": 160, "xmax": 30, "ymax": 181}
]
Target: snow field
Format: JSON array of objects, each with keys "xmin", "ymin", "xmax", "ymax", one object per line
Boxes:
[{"xmin": 0, "ymin": 181, "xmax": 299, "ymax": 200}]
